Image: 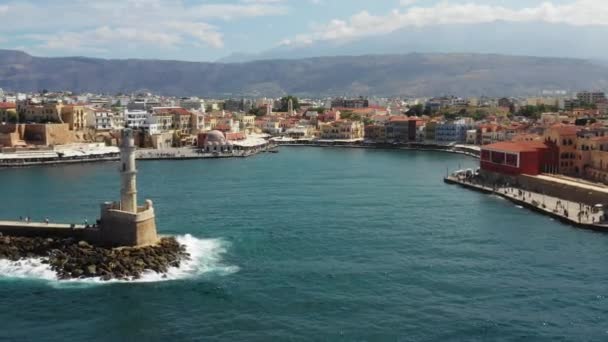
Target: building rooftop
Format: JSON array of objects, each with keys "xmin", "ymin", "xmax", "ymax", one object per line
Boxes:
[{"xmin": 482, "ymin": 141, "xmax": 549, "ymax": 153}]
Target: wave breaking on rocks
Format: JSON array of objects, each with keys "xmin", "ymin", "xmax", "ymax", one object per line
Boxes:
[{"xmin": 0, "ymin": 234, "xmax": 237, "ymax": 283}]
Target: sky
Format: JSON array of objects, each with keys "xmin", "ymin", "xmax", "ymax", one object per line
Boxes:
[{"xmin": 0, "ymin": 0, "xmax": 602, "ymax": 61}]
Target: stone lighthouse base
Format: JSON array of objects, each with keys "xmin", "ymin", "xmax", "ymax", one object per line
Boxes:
[{"xmin": 91, "ymin": 200, "xmax": 159, "ymax": 247}]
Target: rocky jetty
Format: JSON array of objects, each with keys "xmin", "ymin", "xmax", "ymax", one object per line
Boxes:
[{"xmin": 0, "ymin": 235, "xmax": 189, "ymax": 281}]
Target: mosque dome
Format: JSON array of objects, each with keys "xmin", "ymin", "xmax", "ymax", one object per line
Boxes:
[{"xmin": 206, "ymin": 130, "xmax": 226, "ymax": 143}]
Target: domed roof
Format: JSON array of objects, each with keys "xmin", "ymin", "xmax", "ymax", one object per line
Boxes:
[{"xmin": 206, "ymin": 130, "xmax": 226, "ymax": 143}]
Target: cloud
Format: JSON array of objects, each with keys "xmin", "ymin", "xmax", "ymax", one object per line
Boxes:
[
  {"xmin": 0, "ymin": 0, "xmax": 286, "ymax": 54},
  {"xmin": 399, "ymin": 0, "xmax": 417, "ymax": 6},
  {"xmin": 280, "ymin": 0, "xmax": 608, "ymax": 46},
  {"xmin": 189, "ymin": 3, "xmax": 287, "ymax": 20},
  {"xmin": 241, "ymin": 0, "xmax": 285, "ymax": 3}
]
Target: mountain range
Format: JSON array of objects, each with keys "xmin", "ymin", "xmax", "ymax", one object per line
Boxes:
[{"xmin": 1, "ymin": 49, "xmax": 608, "ymax": 97}]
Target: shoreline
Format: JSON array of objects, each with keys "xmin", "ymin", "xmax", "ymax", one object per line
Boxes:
[
  {"xmin": 444, "ymin": 176, "xmax": 608, "ymax": 232},
  {"xmin": 277, "ymin": 141, "xmax": 481, "ymax": 159},
  {"xmin": 0, "ymin": 142, "xmax": 477, "ymax": 168}
]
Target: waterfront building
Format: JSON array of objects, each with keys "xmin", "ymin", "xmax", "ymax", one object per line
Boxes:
[
  {"xmin": 425, "ymin": 121, "xmax": 437, "ymax": 141},
  {"xmin": 174, "ymin": 108, "xmax": 194, "ymax": 135},
  {"xmin": 364, "ymin": 124, "xmax": 387, "ymax": 142},
  {"xmin": 543, "ymin": 124, "xmax": 581, "ymax": 175},
  {"xmin": 480, "ymin": 141, "xmax": 558, "ymax": 176},
  {"xmin": 575, "ymin": 127, "xmax": 608, "ymax": 182},
  {"xmin": 148, "ymin": 111, "xmax": 172, "ymax": 134},
  {"xmin": 435, "ymin": 119, "xmax": 473, "ymax": 143},
  {"xmin": 124, "ymin": 109, "xmax": 149, "ymax": 131},
  {"xmin": 385, "ymin": 116, "xmax": 410, "ymax": 142},
  {"xmin": 319, "ymin": 120, "xmax": 364, "ymax": 141},
  {"xmin": 466, "ymin": 129, "xmax": 477, "ymax": 145},
  {"xmin": 86, "ymin": 108, "xmax": 119, "ymax": 131},
  {"xmin": 285, "ymin": 125, "xmax": 314, "ymax": 139}
]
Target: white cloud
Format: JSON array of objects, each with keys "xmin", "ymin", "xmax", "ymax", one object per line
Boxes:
[
  {"xmin": 189, "ymin": 3, "xmax": 287, "ymax": 20},
  {"xmin": 399, "ymin": 0, "xmax": 417, "ymax": 6},
  {"xmin": 281, "ymin": 0, "xmax": 608, "ymax": 46},
  {"xmin": 0, "ymin": 0, "xmax": 286, "ymax": 54},
  {"xmin": 241, "ymin": 0, "xmax": 286, "ymax": 3}
]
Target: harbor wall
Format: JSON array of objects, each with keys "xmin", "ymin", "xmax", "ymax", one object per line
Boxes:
[
  {"xmin": 0, "ymin": 123, "xmax": 75, "ymax": 147},
  {"xmin": 480, "ymin": 171, "xmax": 608, "ymax": 205},
  {"xmin": 0, "ymin": 222, "xmax": 86, "ymax": 239},
  {"xmin": 444, "ymin": 177, "xmax": 606, "ymax": 232}
]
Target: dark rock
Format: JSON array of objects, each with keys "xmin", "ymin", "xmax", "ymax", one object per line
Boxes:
[
  {"xmin": 86, "ymin": 265, "xmax": 97, "ymax": 276},
  {"xmin": 77, "ymin": 241, "xmax": 91, "ymax": 248},
  {"xmin": 0, "ymin": 236, "xmax": 189, "ymax": 281}
]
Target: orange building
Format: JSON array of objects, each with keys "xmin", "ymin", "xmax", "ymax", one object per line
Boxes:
[{"xmin": 543, "ymin": 124, "xmax": 581, "ymax": 175}]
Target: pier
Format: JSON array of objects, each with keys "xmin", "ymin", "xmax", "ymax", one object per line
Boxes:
[
  {"xmin": 0, "ymin": 220, "xmax": 87, "ymax": 238},
  {"xmin": 444, "ymin": 175, "xmax": 608, "ymax": 232}
]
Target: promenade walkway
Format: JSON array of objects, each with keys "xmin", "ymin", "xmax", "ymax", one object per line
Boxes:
[{"xmin": 446, "ymin": 176, "xmax": 608, "ymax": 229}]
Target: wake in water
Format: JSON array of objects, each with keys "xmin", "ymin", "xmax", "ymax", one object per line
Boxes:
[{"xmin": 0, "ymin": 234, "xmax": 238, "ymax": 285}]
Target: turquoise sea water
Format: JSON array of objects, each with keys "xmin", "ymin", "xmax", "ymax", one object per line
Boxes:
[{"xmin": 0, "ymin": 147, "xmax": 607, "ymax": 341}]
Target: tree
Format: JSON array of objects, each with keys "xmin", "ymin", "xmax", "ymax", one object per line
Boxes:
[
  {"xmin": 279, "ymin": 96, "xmax": 300, "ymax": 112},
  {"xmin": 309, "ymin": 107, "xmax": 326, "ymax": 114},
  {"xmin": 472, "ymin": 110, "xmax": 487, "ymax": 121},
  {"xmin": 407, "ymin": 104, "xmax": 424, "ymax": 116},
  {"xmin": 443, "ymin": 112, "xmax": 459, "ymax": 121},
  {"xmin": 7, "ymin": 111, "xmax": 18, "ymax": 123},
  {"xmin": 248, "ymin": 107, "xmax": 266, "ymax": 117}
]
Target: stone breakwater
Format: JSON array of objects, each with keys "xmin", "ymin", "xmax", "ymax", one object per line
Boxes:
[{"xmin": 0, "ymin": 235, "xmax": 190, "ymax": 281}]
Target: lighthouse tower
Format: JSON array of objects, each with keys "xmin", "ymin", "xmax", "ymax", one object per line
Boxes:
[
  {"xmin": 120, "ymin": 129, "xmax": 137, "ymax": 213},
  {"xmin": 96, "ymin": 129, "xmax": 158, "ymax": 247},
  {"xmin": 288, "ymin": 98, "xmax": 294, "ymax": 116}
]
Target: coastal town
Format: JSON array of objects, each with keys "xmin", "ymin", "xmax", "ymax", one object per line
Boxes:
[{"xmin": 2, "ymin": 89, "xmax": 608, "ymax": 230}]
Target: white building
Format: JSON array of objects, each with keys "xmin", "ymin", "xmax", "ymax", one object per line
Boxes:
[
  {"xmin": 124, "ymin": 109, "xmax": 149, "ymax": 130},
  {"xmin": 86, "ymin": 108, "xmax": 120, "ymax": 131}
]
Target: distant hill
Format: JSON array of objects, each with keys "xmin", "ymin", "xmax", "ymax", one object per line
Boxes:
[{"xmin": 1, "ymin": 49, "xmax": 607, "ymax": 97}]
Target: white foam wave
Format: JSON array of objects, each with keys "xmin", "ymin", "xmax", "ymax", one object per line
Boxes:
[{"xmin": 0, "ymin": 234, "xmax": 238, "ymax": 285}]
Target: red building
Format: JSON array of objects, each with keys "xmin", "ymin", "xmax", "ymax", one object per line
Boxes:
[{"xmin": 480, "ymin": 141, "xmax": 558, "ymax": 175}]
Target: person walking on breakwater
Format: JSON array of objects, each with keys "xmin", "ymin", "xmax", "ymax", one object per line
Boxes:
[{"xmin": 45, "ymin": 217, "xmax": 49, "ymax": 224}]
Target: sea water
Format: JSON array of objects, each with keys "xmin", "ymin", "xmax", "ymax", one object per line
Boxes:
[{"xmin": 0, "ymin": 147, "xmax": 606, "ymax": 341}]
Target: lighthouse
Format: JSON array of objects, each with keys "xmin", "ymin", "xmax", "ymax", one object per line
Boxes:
[
  {"xmin": 288, "ymin": 98, "xmax": 294, "ymax": 116},
  {"xmin": 96, "ymin": 129, "xmax": 158, "ymax": 247},
  {"xmin": 120, "ymin": 128, "xmax": 137, "ymax": 213}
]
